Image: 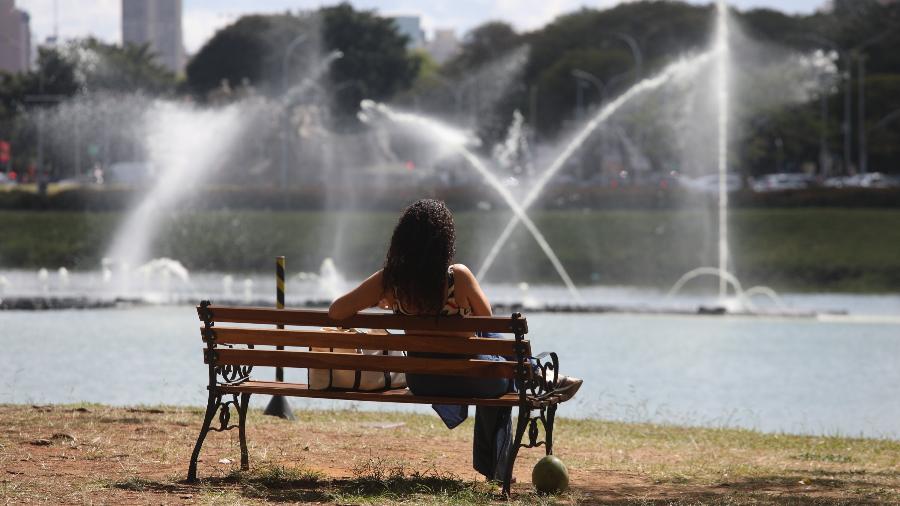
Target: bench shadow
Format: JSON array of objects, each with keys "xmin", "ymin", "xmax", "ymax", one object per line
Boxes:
[
  {"xmin": 113, "ymin": 474, "xmax": 330, "ymax": 503},
  {"xmin": 115, "ymin": 468, "xmax": 897, "ymax": 504},
  {"xmin": 113, "ymin": 465, "xmax": 495, "ymax": 503}
]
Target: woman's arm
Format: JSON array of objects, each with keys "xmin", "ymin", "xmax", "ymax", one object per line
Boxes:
[
  {"xmin": 451, "ymin": 264, "xmax": 492, "ymax": 316},
  {"xmin": 328, "ymin": 269, "xmax": 387, "ymax": 320}
]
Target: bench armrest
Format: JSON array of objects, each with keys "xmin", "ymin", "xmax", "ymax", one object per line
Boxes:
[{"xmin": 516, "ymin": 350, "xmax": 561, "ymax": 402}]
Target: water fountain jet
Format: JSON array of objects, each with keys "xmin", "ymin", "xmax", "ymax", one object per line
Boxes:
[
  {"xmin": 715, "ymin": 0, "xmax": 731, "ymax": 300},
  {"xmin": 476, "ymin": 51, "xmax": 714, "ymax": 281},
  {"xmin": 359, "ymin": 100, "xmax": 583, "ymax": 301}
]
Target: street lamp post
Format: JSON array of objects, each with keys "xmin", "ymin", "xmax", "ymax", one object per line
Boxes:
[
  {"xmin": 851, "ymin": 28, "xmax": 894, "ymax": 174},
  {"xmin": 430, "ymin": 73, "xmax": 479, "ymax": 124},
  {"xmin": 24, "ymin": 95, "xmax": 66, "ymax": 192},
  {"xmin": 280, "ymin": 34, "xmax": 309, "ymax": 190},
  {"xmin": 571, "ymin": 68, "xmax": 606, "ymax": 120},
  {"xmin": 789, "ymin": 34, "xmax": 851, "ymax": 173},
  {"xmin": 819, "ymin": 74, "xmax": 830, "ymax": 176},
  {"xmin": 570, "ymin": 69, "xmax": 607, "ymax": 181},
  {"xmin": 857, "ymin": 54, "xmax": 867, "ymax": 174},
  {"xmin": 842, "ymin": 65, "xmax": 852, "ymax": 173},
  {"xmin": 429, "ymin": 74, "xmax": 464, "ymax": 119},
  {"xmin": 865, "ymin": 107, "xmax": 900, "ymax": 170},
  {"xmin": 609, "ymin": 32, "xmax": 643, "ymax": 83}
]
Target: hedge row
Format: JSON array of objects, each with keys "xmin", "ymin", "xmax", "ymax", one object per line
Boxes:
[
  {"xmin": 3, "ymin": 209, "xmax": 900, "ymax": 292},
  {"xmin": 1, "ymin": 184, "xmax": 899, "ymax": 211}
]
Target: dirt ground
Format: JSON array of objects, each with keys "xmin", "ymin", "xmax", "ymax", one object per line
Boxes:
[{"xmin": 1, "ymin": 404, "xmax": 898, "ymax": 505}]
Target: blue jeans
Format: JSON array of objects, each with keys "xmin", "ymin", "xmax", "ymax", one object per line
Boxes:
[{"xmin": 406, "ymin": 332, "xmax": 514, "ymax": 481}]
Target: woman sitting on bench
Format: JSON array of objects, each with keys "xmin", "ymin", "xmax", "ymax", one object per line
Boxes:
[{"xmin": 329, "ymin": 198, "xmax": 580, "ymax": 483}]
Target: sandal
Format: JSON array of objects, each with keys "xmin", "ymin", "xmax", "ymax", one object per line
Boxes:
[{"xmin": 552, "ymin": 375, "xmax": 582, "ymax": 402}]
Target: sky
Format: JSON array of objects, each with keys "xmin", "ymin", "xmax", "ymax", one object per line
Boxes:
[{"xmin": 16, "ymin": 0, "xmax": 828, "ymax": 55}]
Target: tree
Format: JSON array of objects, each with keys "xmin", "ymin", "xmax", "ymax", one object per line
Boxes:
[
  {"xmin": 24, "ymin": 46, "xmax": 80, "ymax": 96},
  {"xmin": 185, "ymin": 15, "xmax": 285, "ymax": 97},
  {"xmin": 320, "ymin": 3, "xmax": 419, "ymax": 120},
  {"xmin": 442, "ymin": 22, "xmax": 521, "ymax": 77},
  {"xmin": 186, "ymin": 4, "xmax": 419, "ymax": 119},
  {"xmin": 71, "ymin": 38, "xmax": 176, "ymax": 94}
]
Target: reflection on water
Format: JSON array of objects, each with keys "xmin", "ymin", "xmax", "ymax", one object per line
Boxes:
[{"xmin": 1, "ymin": 305, "xmax": 897, "ymax": 439}]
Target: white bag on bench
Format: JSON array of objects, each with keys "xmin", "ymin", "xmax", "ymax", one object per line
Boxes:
[{"xmin": 308, "ymin": 328, "xmax": 407, "ymax": 391}]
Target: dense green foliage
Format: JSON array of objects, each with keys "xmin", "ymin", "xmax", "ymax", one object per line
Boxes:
[
  {"xmin": 0, "ymin": 38, "xmax": 176, "ymax": 175},
  {"xmin": 185, "ymin": 3, "xmax": 419, "ymax": 119},
  {"xmin": 405, "ymin": 0, "xmax": 900, "ymax": 175},
  {"xmin": 184, "ymin": 15, "xmax": 275, "ymax": 96},
  {"xmin": 2, "ymin": 209, "xmax": 898, "ymax": 292},
  {"xmin": 320, "ymin": 4, "xmax": 420, "ymax": 119},
  {"xmin": 0, "ymin": 38, "xmax": 175, "ymax": 102}
]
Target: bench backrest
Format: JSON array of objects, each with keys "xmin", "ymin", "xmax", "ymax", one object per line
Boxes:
[{"xmin": 197, "ymin": 302, "xmax": 531, "ymax": 381}]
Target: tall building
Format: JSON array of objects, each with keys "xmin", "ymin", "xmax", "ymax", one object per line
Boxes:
[
  {"xmin": 0, "ymin": 0, "xmax": 31, "ymax": 74},
  {"xmin": 427, "ymin": 28, "xmax": 460, "ymax": 64},
  {"xmin": 122, "ymin": 0, "xmax": 184, "ymax": 73},
  {"xmin": 390, "ymin": 16, "xmax": 425, "ymax": 50}
]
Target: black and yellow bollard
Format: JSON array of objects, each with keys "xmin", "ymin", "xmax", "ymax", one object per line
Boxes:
[{"xmin": 264, "ymin": 255, "xmax": 295, "ymax": 420}]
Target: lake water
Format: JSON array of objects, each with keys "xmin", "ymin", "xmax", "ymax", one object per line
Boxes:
[{"xmin": 2, "ymin": 303, "xmax": 897, "ymax": 440}]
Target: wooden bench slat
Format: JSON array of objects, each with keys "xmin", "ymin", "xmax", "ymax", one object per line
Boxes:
[
  {"xmin": 216, "ymin": 380, "xmax": 523, "ymax": 406},
  {"xmin": 201, "ymin": 305, "xmax": 527, "ymax": 334},
  {"xmin": 210, "ymin": 348, "xmax": 517, "ymax": 378},
  {"xmin": 208, "ymin": 327, "xmax": 529, "ymax": 357}
]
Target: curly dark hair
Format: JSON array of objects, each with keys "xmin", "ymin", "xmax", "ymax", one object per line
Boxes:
[{"xmin": 382, "ymin": 199, "xmax": 456, "ymax": 315}]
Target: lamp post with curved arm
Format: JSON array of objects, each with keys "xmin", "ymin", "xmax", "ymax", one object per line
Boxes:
[
  {"xmin": 280, "ymin": 34, "xmax": 309, "ymax": 190},
  {"xmin": 789, "ymin": 28, "xmax": 894, "ymax": 175},
  {"xmin": 851, "ymin": 28, "xmax": 895, "ymax": 174},
  {"xmin": 571, "ymin": 66, "xmax": 636, "ymax": 117},
  {"xmin": 609, "ymin": 32, "xmax": 643, "ymax": 83},
  {"xmin": 571, "ymin": 68, "xmax": 606, "ymax": 121},
  {"xmin": 428, "ymin": 73, "xmax": 464, "ymax": 119},
  {"xmin": 786, "ymin": 33, "xmax": 851, "ymax": 174}
]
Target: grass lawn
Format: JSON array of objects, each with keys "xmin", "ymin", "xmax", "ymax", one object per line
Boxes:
[{"xmin": 1, "ymin": 404, "xmax": 898, "ymax": 505}]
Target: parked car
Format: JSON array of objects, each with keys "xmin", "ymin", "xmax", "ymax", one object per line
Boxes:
[
  {"xmin": 106, "ymin": 161, "xmax": 156, "ymax": 184},
  {"xmin": 824, "ymin": 173, "xmax": 900, "ymax": 188},
  {"xmin": 823, "ymin": 176, "xmax": 854, "ymax": 188},
  {"xmin": 859, "ymin": 172, "xmax": 900, "ymax": 188},
  {"xmin": 751, "ymin": 173, "xmax": 816, "ymax": 192},
  {"xmin": 682, "ymin": 173, "xmax": 743, "ymax": 194}
]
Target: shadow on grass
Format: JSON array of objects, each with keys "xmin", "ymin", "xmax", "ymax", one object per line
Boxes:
[
  {"xmin": 114, "ymin": 465, "xmax": 897, "ymax": 505},
  {"xmin": 113, "ymin": 461, "xmax": 499, "ymax": 504}
]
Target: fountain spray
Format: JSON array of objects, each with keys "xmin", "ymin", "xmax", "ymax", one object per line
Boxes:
[
  {"xmin": 476, "ymin": 51, "xmax": 714, "ymax": 281},
  {"xmin": 359, "ymin": 101, "xmax": 583, "ymax": 301},
  {"xmin": 715, "ymin": 0, "xmax": 731, "ymax": 300}
]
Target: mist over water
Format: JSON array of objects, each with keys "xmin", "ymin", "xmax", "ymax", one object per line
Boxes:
[{"xmin": 105, "ymin": 100, "xmax": 249, "ymax": 269}]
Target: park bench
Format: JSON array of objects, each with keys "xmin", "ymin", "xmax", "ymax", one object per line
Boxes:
[{"xmin": 189, "ymin": 300, "xmax": 575, "ymax": 495}]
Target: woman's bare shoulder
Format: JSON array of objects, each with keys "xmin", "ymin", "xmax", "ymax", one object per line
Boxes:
[
  {"xmin": 450, "ymin": 263, "xmax": 480, "ymax": 288},
  {"xmin": 450, "ymin": 263, "xmax": 491, "ymax": 315},
  {"xmin": 450, "ymin": 263, "xmax": 475, "ymax": 279}
]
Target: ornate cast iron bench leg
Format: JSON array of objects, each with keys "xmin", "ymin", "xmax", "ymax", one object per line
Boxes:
[
  {"xmin": 187, "ymin": 392, "xmax": 220, "ymax": 482},
  {"xmin": 503, "ymin": 406, "xmax": 531, "ymax": 496},
  {"xmin": 239, "ymin": 392, "xmax": 251, "ymax": 471},
  {"xmin": 545, "ymin": 404, "xmax": 557, "ymax": 456}
]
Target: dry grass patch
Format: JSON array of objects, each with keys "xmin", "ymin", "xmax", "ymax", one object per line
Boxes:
[{"xmin": 0, "ymin": 403, "xmax": 897, "ymax": 505}]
